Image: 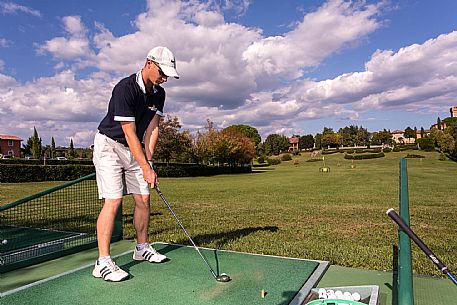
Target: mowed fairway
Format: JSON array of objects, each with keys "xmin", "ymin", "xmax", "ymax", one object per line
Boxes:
[{"xmin": 1, "ymin": 151, "xmax": 456, "ymax": 277}]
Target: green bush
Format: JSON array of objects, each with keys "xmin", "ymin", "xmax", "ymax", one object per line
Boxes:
[
  {"xmin": 417, "ymin": 138, "xmax": 435, "ymax": 151},
  {"xmin": 322, "ymin": 149, "xmax": 339, "ymax": 155},
  {"xmin": 383, "ymin": 147, "xmax": 392, "ymax": 153},
  {"xmin": 0, "ymin": 164, "xmax": 95, "ymax": 182},
  {"xmin": 439, "ymin": 152, "xmax": 447, "ymax": 161},
  {"xmin": 0, "ymin": 159, "xmax": 93, "ymax": 165},
  {"xmin": 266, "ymin": 157, "xmax": 281, "ymax": 165},
  {"xmin": 344, "ymin": 152, "xmax": 385, "ymax": 160},
  {"xmin": 405, "ymin": 154, "xmax": 425, "ymax": 158},
  {"xmin": 281, "ymin": 153, "xmax": 292, "ymax": 161},
  {"xmin": 257, "ymin": 156, "xmax": 265, "ymax": 164},
  {"xmin": 0, "ymin": 163, "xmax": 252, "ymax": 182}
]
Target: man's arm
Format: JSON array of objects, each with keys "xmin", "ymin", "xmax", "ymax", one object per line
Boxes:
[
  {"xmin": 120, "ymin": 121, "xmax": 156, "ymax": 185},
  {"xmin": 144, "ymin": 114, "xmax": 160, "ymax": 162}
]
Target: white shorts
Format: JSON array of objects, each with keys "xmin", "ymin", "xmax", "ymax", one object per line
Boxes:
[{"xmin": 93, "ymin": 132, "xmax": 149, "ymax": 199}]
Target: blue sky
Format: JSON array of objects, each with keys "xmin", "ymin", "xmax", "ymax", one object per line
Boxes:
[{"xmin": 1, "ymin": 0, "xmax": 457, "ymax": 147}]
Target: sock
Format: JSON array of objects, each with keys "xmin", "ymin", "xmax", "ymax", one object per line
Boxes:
[
  {"xmin": 97, "ymin": 256, "xmax": 111, "ymax": 265},
  {"xmin": 136, "ymin": 243, "xmax": 148, "ymax": 251}
]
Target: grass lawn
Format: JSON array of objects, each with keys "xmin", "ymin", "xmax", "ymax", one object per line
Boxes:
[{"xmin": 1, "ymin": 150, "xmax": 456, "ymax": 278}]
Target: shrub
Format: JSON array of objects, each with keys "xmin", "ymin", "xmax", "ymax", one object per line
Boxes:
[
  {"xmin": 322, "ymin": 149, "xmax": 339, "ymax": 155},
  {"xmin": 266, "ymin": 157, "xmax": 281, "ymax": 165},
  {"xmin": 280, "ymin": 153, "xmax": 292, "ymax": 161},
  {"xmin": 417, "ymin": 138, "xmax": 435, "ymax": 151},
  {"xmin": 344, "ymin": 152, "xmax": 385, "ymax": 160},
  {"xmin": 0, "ymin": 163, "xmax": 252, "ymax": 182},
  {"xmin": 257, "ymin": 156, "xmax": 265, "ymax": 164},
  {"xmin": 439, "ymin": 152, "xmax": 447, "ymax": 161},
  {"xmin": 405, "ymin": 154, "xmax": 425, "ymax": 158},
  {"xmin": 383, "ymin": 148, "xmax": 392, "ymax": 153},
  {"xmin": 292, "ymin": 150, "xmax": 301, "ymax": 156}
]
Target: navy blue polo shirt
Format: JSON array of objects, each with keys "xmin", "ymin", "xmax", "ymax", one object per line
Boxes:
[{"xmin": 98, "ymin": 71, "xmax": 165, "ymax": 146}]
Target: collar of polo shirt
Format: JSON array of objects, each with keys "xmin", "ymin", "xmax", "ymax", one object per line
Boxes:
[{"xmin": 136, "ymin": 70, "xmax": 158, "ymax": 94}]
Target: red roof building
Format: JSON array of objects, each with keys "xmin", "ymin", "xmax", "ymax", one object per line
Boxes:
[{"xmin": 0, "ymin": 135, "xmax": 23, "ymax": 157}]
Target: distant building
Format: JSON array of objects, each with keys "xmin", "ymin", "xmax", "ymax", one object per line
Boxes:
[
  {"xmin": 451, "ymin": 106, "xmax": 457, "ymax": 118},
  {"xmin": 390, "ymin": 129, "xmax": 429, "ymax": 144},
  {"xmin": 288, "ymin": 137, "xmax": 299, "ymax": 151},
  {"xmin": 0, "ymin": 135, "xmax": 23, "ymax": 157}
]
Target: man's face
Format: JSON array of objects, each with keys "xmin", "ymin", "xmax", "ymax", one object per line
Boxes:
[{"xmin": 147, "ymin": 60, "xmax": 168, "ymax": 85}]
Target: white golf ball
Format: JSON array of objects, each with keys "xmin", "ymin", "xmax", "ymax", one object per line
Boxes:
[
  {"xmin": 352, "ymin": 292, "xmax": 361, "ymax": 301},
  {"xmin": 326, "ymin": 289, "xmax": 335, "ymax": 299},
  {"xmin": 1, "ymin": 240, "xmax": 7, "ymax": 245},
  {"xmin": 334, "ymin": 290, "xmax": 343, "ymax": 299},
  {"xmin": 343, "ymin": 291, "xmax": 354, "ymax": 301}
]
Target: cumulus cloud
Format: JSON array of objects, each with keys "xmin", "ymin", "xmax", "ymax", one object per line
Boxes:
[
  {"xmin": 242, "ymin": 0, "xmax": 382, "ymax": 81},
  {"xmin": 0, "ymin": 1, "xmax": 41, "ymax": 17},
  {"xmin": 37, "ymin": 16, "xmax": 94, "ymax": 63},
  {"xmin": 2, "ymin": 0, "xmax": 457, "ymax": 145}
]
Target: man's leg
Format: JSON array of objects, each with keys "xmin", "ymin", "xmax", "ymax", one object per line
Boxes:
[
  {"xmin": 97, "ymin": 198, "xmax": 123, "ymax": 257},
  {"xmin": 93, "ymin": 197, "xmax": 129, "ymax": 281},
  {"xmin": 132, "ymin": 194, "xmax": 150, "ymax": 244},
  {"xmin": 132, "ymin": 193, "xmax": 167, "ymax": 262}
]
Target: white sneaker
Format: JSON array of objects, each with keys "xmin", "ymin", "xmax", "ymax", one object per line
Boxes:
[
  {"xmin": 92, "ymin": 260, "xmax": 129, "ymax": 282},
  {"xmin": 133, "ymin": 243, "xmax": 167, "ymax": 263}
]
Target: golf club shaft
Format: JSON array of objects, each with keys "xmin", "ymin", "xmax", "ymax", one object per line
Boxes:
[
  {"xmin": 387, "ymin": 208, "xmax": 457, "ymax": 285},
  {"xmin": 155, "ymin": 186, "xmax": 218, "ymax": 279}
]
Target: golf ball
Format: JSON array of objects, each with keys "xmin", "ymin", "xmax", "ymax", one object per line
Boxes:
[
  {"xmin": 318, "ymin": 288, "xmax": 327, "ymax": 299},
  {"xmin": 1, "ymin": 240, "xmax": 6, "ymax": 245},
  {"xmin": 352, "ymin": 292, "xmax": 361, "ymax": 301},
  {"xmin": 343, "ymin": 291, "xmax": 354, "ymax": 301}
]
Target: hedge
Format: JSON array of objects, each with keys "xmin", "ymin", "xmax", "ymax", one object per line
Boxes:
[
  {"xmin": 0, "ymin": 165, "xmax": 95, "ymax": 182},
  {"xmin": 405, "ymin": 154, "xmax": 425, "ymax": 158},
  {"xmin": 0, "ymin": 159, "xmax": 93, "ymax": 166},
  {"xmin": 0, "ymin": 163, "xmax": 252, "ymax": 182},
  {"xmin": 344, "ymin": 152, "xmax": 385, "ymax": 160}
]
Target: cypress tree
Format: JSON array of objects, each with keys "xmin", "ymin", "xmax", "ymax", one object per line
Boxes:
[{"xmin": 51, "ymin": 137, "xmax": 56, "ymax": 159}]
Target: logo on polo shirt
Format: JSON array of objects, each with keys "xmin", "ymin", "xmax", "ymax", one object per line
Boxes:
[{"xmin": 148, "ymin": 105, "xmax": 158, "ymax": 112}]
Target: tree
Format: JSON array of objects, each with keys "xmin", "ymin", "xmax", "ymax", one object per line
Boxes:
[
  {"xmin": 51, "ymin": 137, "xmax": 56, "ymax": 159},
  {"xmin": 420, "ymin": 127, "xmax": 425, "ymax": 138},
  {"xmin": 437, "ymin": 117, "xmax": 442, "ymax": 130},
  {"xmin": 155, "ymin": 115, "xmax": 192, "ymax": 163},
  {"xmin": 299, "ymin": 134, "xmax": 314, "ymax": 150},
  {"xmin": 321, "ymin": 133, "xmax": 342, "ymax": 148},
  {"xmin": 31, "ymin": 127, "xmax": 42, "ymax": 159},
  {"xmin": 404, "ymin": 126, "xmax": 416, "ymax": 141},
  {"xmin": 224, "ymin": 124, "xmax": 261, "ymax": 146},
  {"xmin": 264, "ymin": 134, "xmax": 289, "ymax": 155},
  {"xmin": 68, "ymin": 139, "xmax": 75, "ymax": 159},
  {"xmin": 314, "ymin": 133, "xmax": 322, "ymax": 149}
]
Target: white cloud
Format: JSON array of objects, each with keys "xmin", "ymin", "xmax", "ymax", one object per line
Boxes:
[
  {"xmin": 37, "ymin": 16, "xmax": 94, "ymax": 62},
  {"xmin": 0, "ymin": 1, "xmax": 41, "ymax": 17},
  {"xmin": 242, "ymin": 0, "xmax": 383, "ymax": 81},
  {"xmin": 4, "ymin": 0, "xmax": 457, "ymax": 144},
  {"xmin": 0, "ymin": 37, "xmax": 10, "ymax": 47}
]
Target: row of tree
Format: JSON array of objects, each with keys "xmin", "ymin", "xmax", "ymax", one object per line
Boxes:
[
  {"xmin": 22, "ymin": 116, "xmax": 457, "ymax": 163},
  {"xmin": 155, "ymin": 117, "xmax": 258, "ymax": 166},
  {"xmin": 22, "ymin": 127, "xmax": 85, "ymax": 159}
]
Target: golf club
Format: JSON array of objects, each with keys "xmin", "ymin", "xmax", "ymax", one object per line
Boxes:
[
  {"xmin": 387, "ymin": 208, "xmax": 457, "ymax": 286},
  {"xmin": 154, "ymin": 185, "xmax": 231, "ymax": 283}
]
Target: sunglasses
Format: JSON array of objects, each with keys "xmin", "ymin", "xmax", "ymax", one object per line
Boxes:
[{"xmin": 151, "ymin": 61, "xmax": 167, "ymax": 78}]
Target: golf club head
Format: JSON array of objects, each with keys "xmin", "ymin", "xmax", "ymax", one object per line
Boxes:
[{"xmin": 216, "ymin": 273, "xmax": 231, "ymax": 282}]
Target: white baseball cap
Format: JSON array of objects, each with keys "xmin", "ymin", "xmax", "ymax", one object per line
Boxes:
[{"xmin": 146, "ymin": 46, "xmax": 179, "ymax": 79}]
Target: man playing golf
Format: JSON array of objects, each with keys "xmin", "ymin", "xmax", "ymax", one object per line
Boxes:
[{"xmin": 92, "ymin": 46, "xmax": 179, "ymax": 281}]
